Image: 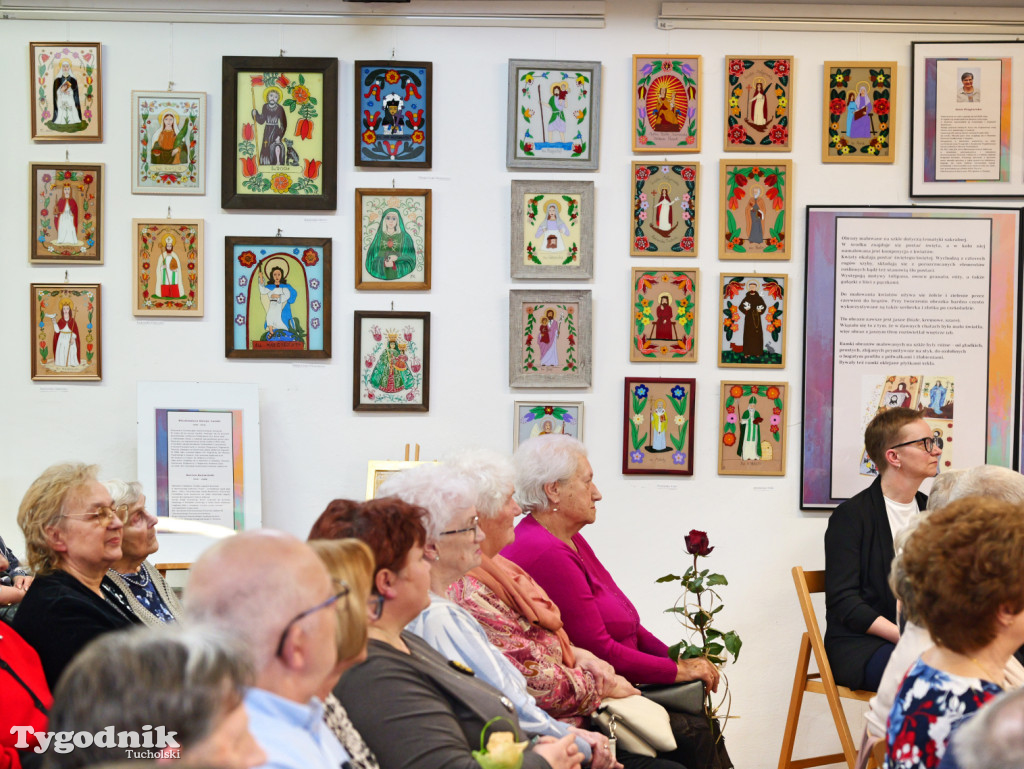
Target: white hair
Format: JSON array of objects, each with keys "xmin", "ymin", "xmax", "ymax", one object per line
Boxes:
[
  {"xmin": 513, "ymin": 435, "xmax": 586, "ymax": 514},
  {"xmin": 101, "ymin": 479, "xmax": 144, "ymax": 508},
  {"xmin": 444, "ymin": 448, "xmax": 515, "ymax": 519},
  {"xmin": 951, "ymin": 687, "xmax": 1024, "ymax": 769},
  {"xmin": 377, "ymin": 463, "xmax": 476, "ymax": 541}
]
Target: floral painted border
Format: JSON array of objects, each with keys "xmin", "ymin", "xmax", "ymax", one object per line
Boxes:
[
  {"xmin": 356, "ymin": 61, "xmax": 430, "ymax": 167},
  {"xmin": 522, "ymin": 303, "xmax": 578, "ymax": 374},
  {"xmin": 31, "ymin": 284, "xmax": 100, "ymax": 381},
  {"xmin": 719, "ymin": 275, "xmax": 785, "ymax": 367},
  {"xmin": 631, "ymin": 163, "xmax": 697, "ymax": 256},
  {"xmin": 633, "ymin": 55, "xmax": 700, "ymax": 152},
  {"xmin": 825, "ymin": 63, "xmax": 893, "ymax": 160},
  {"xmin": 134, "ymin": 220, "xmax": 202, "ymax": 316},
  {"xmin": 718, "ymin": 381, "xmax": 787, "ymax": 476},
  {"xmin": 719, "ymin": 160, "xmax": 791, "ymax": 260},
  {"xmin": 630, "ymin": 269, "xmax": 698, "ymax": 362},
  {"xmin": 725, "ymin": 56, "xmax": 791, "ymax": 150},
  {"xmin": 623, "ymin": 378, "xmax": 695, "ymax": 476}
]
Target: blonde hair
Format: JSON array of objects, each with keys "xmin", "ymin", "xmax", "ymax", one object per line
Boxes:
[
  {"xmin": 307, "ymin": 539, "xmax": 374, "ymax": 661},
  {"xmin": 18, "ymin": 463, "xmax": 99, "ymax": 576}
]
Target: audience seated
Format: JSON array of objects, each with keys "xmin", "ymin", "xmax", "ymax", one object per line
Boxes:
[
  {"xmin": 942, "ymin": 686, "xmax": 1024, "ymax": 769},
  {"xmin": 0, "ymin": 624, "xmax": 52, "ymax": 769},
  {"xmin": 186, "ymin": 531, "xmax": 354, "ymax": 769},
  {"xmin": 101, "ymin": 480, "xmax": 183, "ymax": 626},
  {"xmin": 885, "ymin": 496, "xmax": 1024, "ymax": 769},
  {"xmin": 44, "ymin": 624, "xmax": 265, "ymax": 769},
  {"xmin": 13, "ymin": 463, "xmax": 142, "ymax": 689},
  {"xmin": 0, "ymin": 534, "xmax": 34, "ymax": 622}
]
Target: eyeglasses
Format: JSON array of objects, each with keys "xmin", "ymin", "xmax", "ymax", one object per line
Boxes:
[
  {"xmin": 889, "ymin": 436, "xmax": 937, "ymax": 453},
  {"xmin": 439, "ymin": 516, "xmax": 480, "ymax": 537},
  {"xmin": 274, "ymin": 580, "xmax": 350, "ymax": 658},
  {"xmin": 125, "ymin": 508, "xmax": 154, "ymax": 527},
  {"xmin": 61, "ymin": 505, "xmax": 128, "ymax": 526},
  {"xmin": 368, "ymin": 592, "xmax": 385, "ymax": 621}
]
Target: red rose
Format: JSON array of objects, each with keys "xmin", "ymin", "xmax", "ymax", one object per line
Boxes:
[
  {"xmin": 728, "ymin": 125, "xmax": 747, "ymax": 144},
  {"xmin": 684, "ymin": 530, "xmax": 714, "ymax": 556},
  {"xmin": 635, "ymin": 167, "xmax": 650, "ymax": 180},
  {"xmin": 681, "ymin": 237, "xmax": 694, "ymax": 251},
  {"xmin": 728, "ymin": 59, "xmax": 744, "ymax": 77},
  {"xmin": 634, "ymin": 237, "xmax": 649, "ymax": 250},
  {"xmin": 682, "ymin": 167, "xmax": 695, "ymax": 181},
  {"xmin": 773, "ymin": 60, "xmax": 790, "ymax": 76},
  {"xmin": 873, "ymin": 98, "xmax": 890, "ymax": 116},
  {"xmin": 769, "ymin": 126, "xmax": 788, "ymax": 145},
  {"xmin": 830, "ymin": 97, "xmax": 846, "ymax": 115}
]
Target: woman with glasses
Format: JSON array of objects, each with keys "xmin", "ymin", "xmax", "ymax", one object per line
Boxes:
[
  {"xmin": 313, "ymin": 496, "xmax": 583, "ymax": 769},
  {"xmin": 101, "ymin": 479, "xmax": 183, "ymax": 626},
  {"xmin": 825, "ymin": 406, "xmax": 939, "ymax": 692},
  {"xmin": 13, "ymin": 463, "xmax": 142, "ymax": 688}
]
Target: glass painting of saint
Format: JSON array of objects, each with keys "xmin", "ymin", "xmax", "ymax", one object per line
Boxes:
[
  {"xmin": 633, "ymin": 55, "xmax": 700, "ymax": 152},
  {"xmin": 31, "ymin": 284, "xmax": 101, "ymax": 381},
  {"xmin": 631, "ymin": 163, "xmax": 698, "ymax": 257},
  {"xmin": 356, "ymin": 189, "xmax": 430, "ymax": 289},
  {"xmin": 719, "ymin": 274, "xmax": 786, "ymax": 368},
  {"xmin": 355, "ymin": 312, "xmax": 429, "ymax": 411},
  {"xmin": 724, "ymin": 56, "xmax": 792, "ymax": 151},
  {"xmin": 31, "ymin": 43, "xmax": 101, "ymax": 141},
  {"xmin": 356, "ymin": 61, "xmax": 431, "ymax": 167},
  {"xmin": 132, "ymin": 91, "xmax": 206, "ymax": 194},
  {"xmin": 133, "ymin": 219, "xmax": 203, "ymax": 316},
  {"xmin": 30, "ymin": 164, "xmax": 103, "ymax": 263}
]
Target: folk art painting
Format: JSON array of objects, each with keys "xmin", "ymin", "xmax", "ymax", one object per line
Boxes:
[
  {"xmin": 823, "ymin": 62, "xmax": 896, "ymax": 163},
  {"xmin": 719, "ymin": 274, "xmax": 787, "ymax": 367},
  {"xmin": 29, "ymin": 163, "xmax": 103, "ymax": 264},
  {"xmin": 718, "ymin": 160, "xmax": 791, "ymax": 260},
  {"xmin": 631, "ymin": 163, "xmax": 699, "ymax": 257},
  {"xmin": 132, "ymin": 219, "xmax": 203, "ymax": 317},
  {"xmin": 355, "ymin": 189, "xmax": 431, "ymax": 290},
  {"xmin": 355, "ymin": 61, "xmax": 431, "ymax": 167},
  {"xmin": 131, "ymin": 91, "xmax": 206, "ymax": 194},
  {"xmin": 225, "ymin": 237, "xmax": 331, "ymax": 359},
  {"xmin": 632, "ymin": 55, "xmax": 701, "ymax": 152},
  {"xmin": 509, "ymin": 290, "xmax": 592, "ymax": 387},
  {"xmin": 510, "ymin": 181, "xmax": 593, "ymax": 279},
  {"xmin": 507, "ymin": 59, "xmax": 601, "ymax": 170},
  {"xmin": 353, "ymin": 311, "xmax": 430, "ymax": 412},
  {"xmin": 623, "ymin": 378, "xmax": 695, "ymax": 475},
  {"xmin": 31, "ymin": 283, "xmax": 101, "ymax": 381},
  {"xmin": 30, "ymin": 42, "xmax": 101, "ymax": 141},
  {"xmin": 725, "ymin": 56, "xmax": 792, "ymax": 151},
  {"xmin": 630, "ymin": 269, "xmax": 698, "ymax": 363},
  {"xmin": 718, "ymin": 382, "xmax": 787, "ymax": 476},
  {"xmin": 513, "ymin": 402, "xmax": 583, "ymax": 449}
]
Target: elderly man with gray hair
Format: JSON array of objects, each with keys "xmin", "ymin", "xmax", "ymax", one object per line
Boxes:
[{"xmin": 186, "ymin": 530, "xmax": 353, "ymax": 769}]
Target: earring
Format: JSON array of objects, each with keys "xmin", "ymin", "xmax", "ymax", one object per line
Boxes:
[
  {"xmin": 434, "ymin": 552, "xmax": 441, "ymax": 562},
  {"xmin": 552, "ymin": 506, "xmax": 558, "ymax": 513}
]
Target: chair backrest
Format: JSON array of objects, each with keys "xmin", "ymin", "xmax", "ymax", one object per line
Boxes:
[{"xmin": 792, "ymin": 566, "xmax": 842, "ymax": 691}]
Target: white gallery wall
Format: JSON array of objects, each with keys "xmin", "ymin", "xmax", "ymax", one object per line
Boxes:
[{"xmin": 1, "ymin": 3, "xmax": 1015, "ymax": 766}]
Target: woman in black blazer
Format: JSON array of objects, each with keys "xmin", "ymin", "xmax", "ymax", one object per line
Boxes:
[{"xmin": 824, "ymin": 406, "xmax": 940, "ymax": 691}]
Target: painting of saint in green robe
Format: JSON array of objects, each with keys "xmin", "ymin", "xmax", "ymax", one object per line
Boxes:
[
  {"xmin": 365, "ymin": 208, "xmax": 416, "ymax": 280},
  {"xmin": 370, "ymin": 339, "xmax": 416, "ymax": 393}
]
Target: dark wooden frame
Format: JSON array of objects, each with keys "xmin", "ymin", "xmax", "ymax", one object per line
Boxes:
[
  {"xmin": 354, "ymin": 188, "xmax": 432, "ymax": 290},
  {"xmin": 30, "ymin": 283, "xmax": 102, "ymax": 381},
  {"xmin": 224, "ymin": 235, "xmax": 332, "ymax": 359},
  {"xmin": 29, "ymin": 162, "xmax": 104, "ymax": 264},
  {"xmin": 354, "ymin": 60, "xmax": 433, "ymax": 168},
  {"xmin": 622, "ymin": 377, "xmax": 696, "ymax": 476},
  {"xmin": 353, "ymin": 310, "xmax": 431, "ymax": 412},
  {"xmin": 221, "ymin": 56, "xmax": 338, "ymax": 210}
]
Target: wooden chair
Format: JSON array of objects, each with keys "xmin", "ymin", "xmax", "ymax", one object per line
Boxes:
[{"xmin": 778, "ymin": 567, "xmax": 876, "ymax": 769}]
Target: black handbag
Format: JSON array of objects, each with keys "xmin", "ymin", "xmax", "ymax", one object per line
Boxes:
[{"xmin": 638, "ymin": 680, "xmax": 705, "ymax": 715}]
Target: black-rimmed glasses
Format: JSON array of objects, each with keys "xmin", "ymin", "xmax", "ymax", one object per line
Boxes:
[
  {"xmin": 439, "ymin": 516, "xmax": 480, "ymax": 537},
  {"xmin": 61, "ymin": 504, "xmax": 128, "ymax": 526},
  {"xmin": 889, "ymin": 436, "xmax": 937, "ymax": 453},
  {"xmin": 275, "ymin": 580, "xmax": 350, "ymax": 658}
]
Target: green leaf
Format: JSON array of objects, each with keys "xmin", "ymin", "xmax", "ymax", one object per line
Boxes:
[
  {"xmin": 681, "ymin": 644, "xmax": 704, "ymax": 659},
  {"xmin": 723, "ymin": 630, "xmax": 742, "ymax": 661},
  {"xmin": 663, "ymin": 606, "xmax": 689, "ymax": 614},
  {"xmin": 706, "ymin": 573, "xmax": 728, "ymax": 587},
  {"xmin": 707, "ymin": 643, "xmax": 724, "ymax": 656},
  {"xmin": 667, "ymin": 642, "xmax": 683, "ymax": 661},
  {"xmin": 656, "ymin": 574, "xmax": 681, "ymax": 583},
  {"xmin": 705, "ymin": 628, "xmax": 722, "ymax": 640}
]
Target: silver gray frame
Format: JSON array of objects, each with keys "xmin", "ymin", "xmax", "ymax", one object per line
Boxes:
[
  {"xmin": 508, "ymin": 289, "xmax": 592, "ymax": 388},
  {"xmin": 506, "ymin": 59, "xmax": 601, "ymax": 171},
  {"xmin": 510, "ymin": 180, "xmax": 594, "ymax": 279}
]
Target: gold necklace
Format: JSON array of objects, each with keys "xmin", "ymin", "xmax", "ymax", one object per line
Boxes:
[{"xmin": 968, "ymin": 655, "xmax": 1003, "ymax": 686}]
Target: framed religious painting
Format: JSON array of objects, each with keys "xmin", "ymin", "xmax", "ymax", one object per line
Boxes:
[
  {"xmin": 632, "ymin": 55, "xmax": 701, "ymax": 152},
  {"xmin": 221, "ymin": 56, "xmax": 338, "ymax": 210},
  {"xmin": 130, "ymin": 90, "xmax": 207, "ymax": 194},
  {"xmin": 622, "ymin": 378, "xmax": 695, "ymax": 476},
  {"xmin": 629, "ymin": 268, "xmax": 698, "ymax": 363},
  {"xmin": 724, "ymin": 55, "xmax": 792, "ymax": 152},
  {"xmin": 822, "ymin": 62, "xmax": 896, "ymax": 164},
  {"xmin": 353, "ymin": 311, "xmax": 430, "ymax": 412},
  {"xmin": 132, "ymin": 219, "xmax": 204, "ymax": 317},
  {"xmin": 631, "ymin": 162, "xmax": 699, "ymax": 257},
  {"xmin": 355, "ymin": 188, "xmax": 431, "ymax": 290},
  {"xmin": 718, "ymin": 381, "xmax": 788, "ymax": 476},
  {"xmin": 366, "ymin": 460, "xmax": 438, "ymax": 498},
  {"xmin": 355, "ymin": 60, "xmax": 432, "ymax": 168},
  {"xmin": 30, "ymin": 42, "xmax": 101, "ymax": 141},
  {"xmin": 29, "ymin": 162, "xmax": 103, "ymax": 264},
  {"xmin": 718, "ymin": 273, "xmax": 787, "ymax": 368},
  {"xmin": 513, "ymin": 401, "xmax": 584, "ymax": 449},
  {"xmin": 510, "ymin": 180, "xmax": 594, "ymax": 279},
  {"xmin": 718, "ymin": 159, "xmax": 791, "ymax": 260},
  {"xmin": 30, "ymin": 283, "xmax": 101, "ymax": 381},
  {"xmin": 509, "ymin": 290, "xmax": 592, "ymax": 388},
  {"xmin": 506, "ymin": 59, "xmax": 601, "ymax": 170},
  {"xmin": 224, "ymin": 236, "xmax": 331, "ymax": 359}
]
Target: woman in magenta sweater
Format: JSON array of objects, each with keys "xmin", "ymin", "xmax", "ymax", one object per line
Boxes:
[{"xmin": 503, "ymin": 435, "xmax": 731, "ymax": 769}]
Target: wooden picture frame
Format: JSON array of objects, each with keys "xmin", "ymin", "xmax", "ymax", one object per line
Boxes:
[
  {"xmin": 355, "ymin": 60, "xmax": 432, "ymax": 168},
  {"xmin": 131, "ymin": 90, "xmax": 207, "ymax": 194},
  {"xmin": 353, "ymin": 311, "xmax": 430, "ymax": 412},
  {"xmin": 366, "ymin": 459, "xmax": 438, "ymax": 498},
  {"xmin": 718, "ymin": 381, "xmax": 788, "ymax": 476},
  {"xmin": 629, "ymin": 268, "xmax": 699, "ymax": 363},
  {"xmin": 221, "ymin": 56, "xmax": 338, "ymax": 210},
  {"xmin": 718, "ymin": 273, "xmax": 787, "ymax": 368},
  {"xmin": 631, "ymin": 162, "xmax": 699, "ymax": 257},
  {"xmin": 911, "ymin": 42, "xmax": 1023, "ymax": 197},
  {"xmin": 822, "ymin": 62, "xmax": 896, "ymax": 164},
  {"xmin": 509, "ymin": 290, "xmax": 592, "ymax": 388},
  {"xmin": 632, "ymin": 55, "xmax": 701, "ymax": 152},
  {"xmin": 31, "ymin": 283, "xmax": 101, "ymax": 381},
  {"xmin": 132, "ymin": 219, "xmax": 204, "ymax": 317},
  {"xmin": 510, "ymin": 180, "xmax": 594, "ymax": 279},
  {"xmin": 224, "ymin": 236, "xmax": 331, "ymax": 359},
  {"xmin": 507, "ymin": 59, "xmax": 601, "ymax": 170},
  {"xmin": 354, "ymin": 188, "xmax": 431, "ymax": 290},
  {"xmin": 725, "ymin": 55, "xmax": 792, "ymax": 152},
  {"xmin": 30, "ymin": 42, "xmax": 102, "ymax": 142},
  {"xmin": 718, "ymin": 159, "xmax": 791, "ymax": 260},
  {"xmin": 29, "ymin": 162, "xmax": 103, "ymax": 264},
  {"xmin": 623, "ymin": 378, "xmax": 695, "ymax": 475},
  {"xmin": 514, "ymin": 401, "xmax": 584, "ymax": 449}
]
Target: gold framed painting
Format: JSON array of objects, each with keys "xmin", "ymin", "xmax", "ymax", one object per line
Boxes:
[
  {"xmin": 30, "ymin": 42, "xmax": 102, "ymax": 141},
  {"xmin": 31, "ymin": 283, "xmax": 101, "ymax": 381},
  {"xmin": 822, "ymin": 61, "xmax": 896, "ymax": 163},
  {"xmin": 718, "ymin": 381, "xmax": 788, "ymax": 476},
  {"xmin": 132, "ymin": 219, "xmax": 204, "ymax": 317},
  {"xmin": 718, "ymin": 159, "xmax": 791, "ymax": 260},
  {"xmin": 366, "ymin": 460, "xmax": 438, "ymax": 499},
  {"xmin": 724, "ymin": 55, "xmax": 793, "ymax": 151},
  {"xmin": 29, "ymin": 163, "xmax": 104, "ymax": 264}
]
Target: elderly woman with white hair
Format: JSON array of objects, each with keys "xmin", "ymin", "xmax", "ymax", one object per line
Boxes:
[
  {"xmin": 101, "ymin": 479, "xmax": 183, "ymax": 626},
  {"xmin": 503, "ymin": 435, "xmax": 732, "ymax": 769}
]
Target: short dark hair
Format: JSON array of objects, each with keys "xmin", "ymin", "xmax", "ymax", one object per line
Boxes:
[
  {"xmin": 962, "ymin": 72, "xmax": 974, "ymax": 82},
  {"xmin": 864, "ymin": 407, "xmax": 922, "ymax": 471}
]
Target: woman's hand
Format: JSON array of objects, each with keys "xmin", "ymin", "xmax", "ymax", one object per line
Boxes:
[
  {"xmin": 675, "ymin": 657, "xmax": 720, "ymax": 692},
  {"xmin": 532, "ymin": 734, "xmax": 584, "ymax": 769},
  {"xmin": 601, "ymin": 675, "xmax": 640, "ymax": 699},
  {"xmin": 13, "ymin": 575, "xmax": 33, "ymax": 591},
  {"xmin": 575, "ymin": 652, "xmax": 617, "ymax": 696},
  {"xmin": 569, "ymin": 728, "xmax": 621, "ymax": 769}
]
